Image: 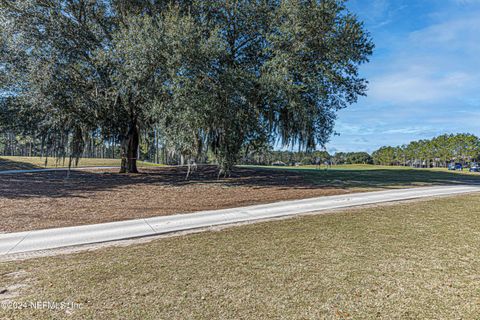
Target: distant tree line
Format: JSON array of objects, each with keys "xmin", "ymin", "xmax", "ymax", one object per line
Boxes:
[
  {"xmin": 329, "ymin": 152, "xmax": 373, "ymax": 165},
  {"xmin": 239, "ymin": 149, "xmax": 372, "ymax": 166},
  {"xmin": 5, "ymin": 130, "xmax": 478, "ymax": 169},
  {"xmin": 372, "ymin": 133, "xmax": 480, "ymax": 167},
  {"xmin": 0, "ymin": 129, "xmax": 203, "ymax": 165}
]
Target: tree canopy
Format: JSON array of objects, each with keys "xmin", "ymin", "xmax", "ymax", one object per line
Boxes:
[{"xmin": 1, "ymin": 0, "xmax": 373, "ymax": 174}]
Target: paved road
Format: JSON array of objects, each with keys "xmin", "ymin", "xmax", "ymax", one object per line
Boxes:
[
  {"xmin": 0, "ymin": 166, "xmax": 119, "ymax": 174},
  {"xmin": 1, "ymin": 185, "xmax": 479, "ymax": 258}
]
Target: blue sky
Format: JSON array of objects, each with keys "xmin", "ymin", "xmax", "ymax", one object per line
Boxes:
[{"xmin": 326, "ymin": 0, "xmax": 480, "ymax": 153}]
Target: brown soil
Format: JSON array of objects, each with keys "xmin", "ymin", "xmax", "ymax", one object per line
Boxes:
[{"xmin": 0, "ymin": 166, "xmax": 358, "ymax": 233}]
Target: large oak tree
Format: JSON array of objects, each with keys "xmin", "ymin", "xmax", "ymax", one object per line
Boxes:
[{"xmin": 1, "ymin": 0, "xmax": 373, "ymax": 175}]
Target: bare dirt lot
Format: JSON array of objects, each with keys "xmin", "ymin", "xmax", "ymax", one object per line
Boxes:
[{"xmin": 0, "ymin": 166, "xmax": 358, "ymax": 233}]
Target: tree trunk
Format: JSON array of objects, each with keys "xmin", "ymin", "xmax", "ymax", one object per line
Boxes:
[{"xmin": 120, "ymin": 120, "xmax": 139, "ymax": 173}]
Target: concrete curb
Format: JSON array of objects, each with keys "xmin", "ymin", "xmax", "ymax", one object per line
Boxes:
[{"xmin": 1, "ymin": 185, "xmax": 479, "ymax": 256}]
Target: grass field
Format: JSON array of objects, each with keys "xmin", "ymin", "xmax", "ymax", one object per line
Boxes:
[
  {"xmin": 244, "ymin": 163, "xmax": 477, "ymax": 174},
  {"xmin": 0, "ymin": 156, "xmax": 163, "ymax": 171},
  {"xmin": 2, "ymin": 194, "xmax": 480, "ymax": 319},
  {"xmin": 245, "ymin": 164, "xmax": 480, "ymax": 188}
]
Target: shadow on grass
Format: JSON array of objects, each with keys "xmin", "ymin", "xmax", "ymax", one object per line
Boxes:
[
  {"xmin": 293, "ymin": 167, "xmax": 480, "ymax": 187},
  {"xmin": 1, "ymin": 165, "xmax": 480, "ymax": 200},
  {"xmin": 0, "ymin": 158, "xmax": 43, "ymax": 171}
]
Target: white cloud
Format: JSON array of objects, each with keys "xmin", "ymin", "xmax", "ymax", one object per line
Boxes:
[
  {"xmin": 367, "ymin": 13, "xmax": 480, "ymax": 103},
  {"xmin": 370, "ymin": 69, "xmax": 475, "ymax": 103},
  {"xmin": 382, "ymin": 126, "xmax": 436, "ymax": 135},
  {"xmin": 409, "ymin": 15, "xmax": 480, "ymax": 52},
  {"xmin": 453, "ymin": 0, "xmax": 480, "ymax": 4}
]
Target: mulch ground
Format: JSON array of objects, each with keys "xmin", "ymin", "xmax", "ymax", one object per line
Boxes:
[{"xmin": 0, "ymin": 166, "xmax": 358, "ymax": 233}]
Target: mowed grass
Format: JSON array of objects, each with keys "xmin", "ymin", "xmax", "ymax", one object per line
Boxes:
[
  {"xmin": 2, "ymin": 194, "xmax": 480, "ymax": 319},
  {"xmin": 242, "ymin": 164, "xmax": 480, "ymax": 189},
  {"xmin": 0, "ymin": 156, "xmax": 163, "ymax": 170},
  {"xmin": 244, "ymin": 164, "xmax": 402, "ymax": 171},
  {"xmin": 2, "ymin": 157, "xmax": 479, "ymax": 190},
  {"xmin": 245, "ymin": 163, "xmax": 477, "ymax": 173}
]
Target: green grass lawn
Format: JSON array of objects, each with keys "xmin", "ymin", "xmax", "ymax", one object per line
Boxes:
[
  {"xmin": 0, "ymin": 156, "xmax": 164, "ymax": 170},
  {"xmin": 242, "ymin": 164, "xmax": 480, "ymax": 189},
  {"xmin": 244, "ymin": 163, "xmax": 474, "ymax": 173},
  {"xmin": 244, "ymin": 164, "xmax": 402, "ymax": 171},
  {"xmin": 2, "ymin": 194, "xmax": 480, "ymax": 319}
]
